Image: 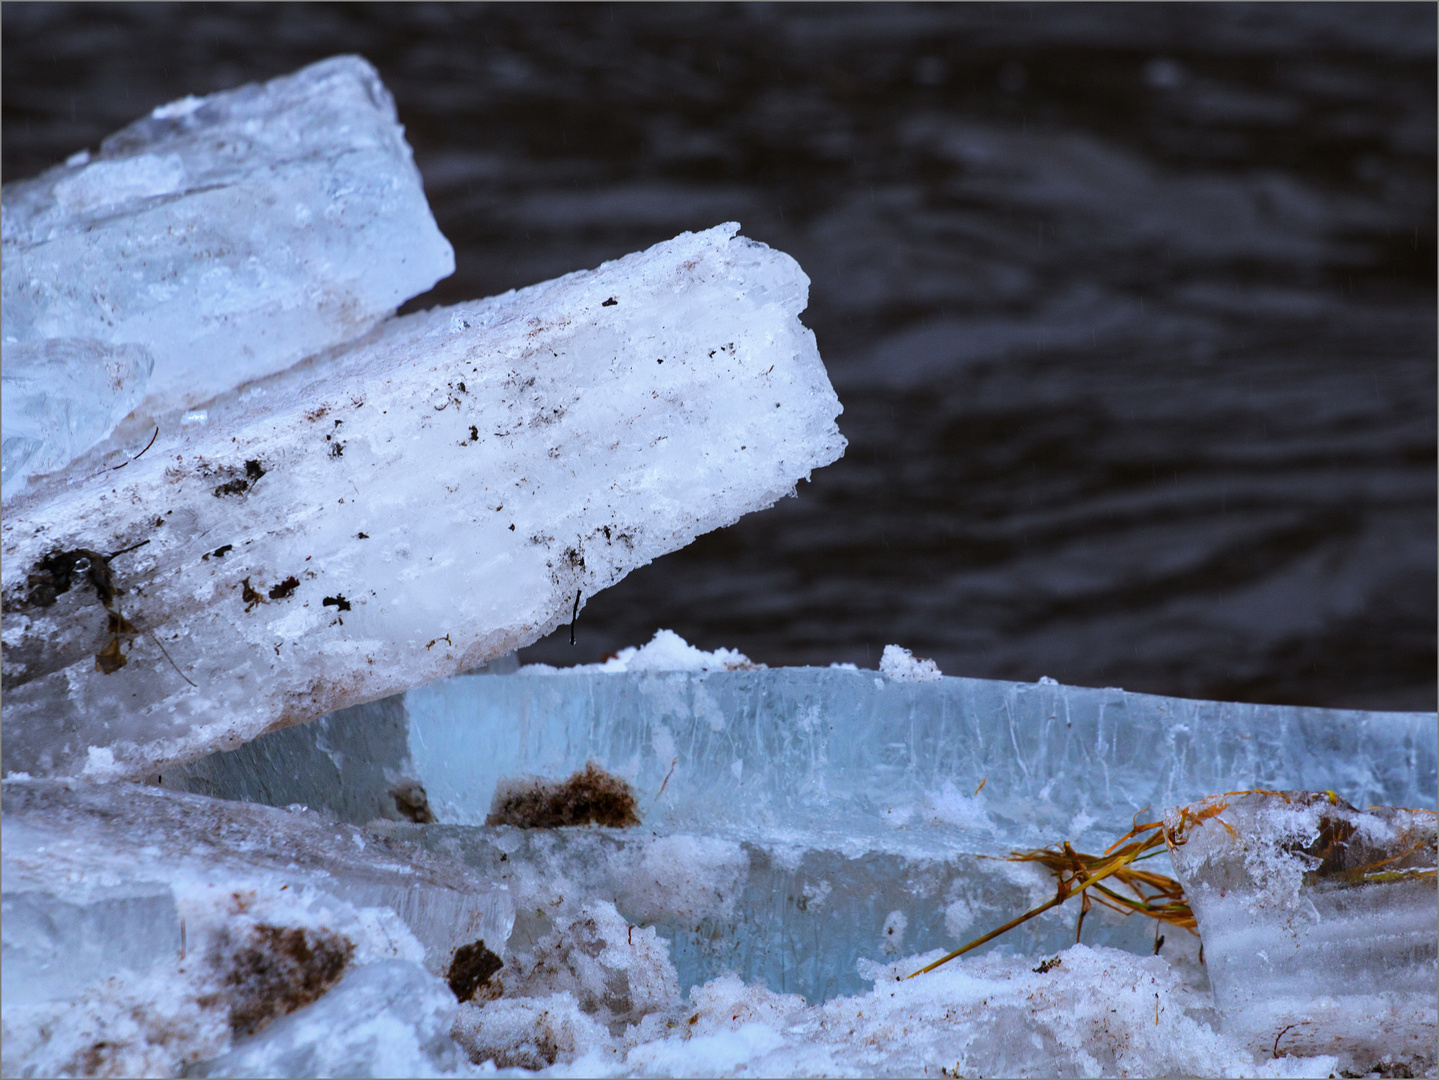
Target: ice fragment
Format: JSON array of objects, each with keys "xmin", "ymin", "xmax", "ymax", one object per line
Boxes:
[
  {"xmin": 0, "ymin": 225, "xmax": 845, "ymax": 781},
  {"xmin": 1164, "ymin": 790, "xmax": 1438, "ymax": 1075},
  {"xmin": 0, "ymin": 338, "xmax": 154, "ymax": 500},
  {"xmin": 153, "ymin": 648, "xmax": 1436, "ymax": 1005},
  {"xmin": 1, "ymin": 56, "xmax": 454, "ymax": 429}
]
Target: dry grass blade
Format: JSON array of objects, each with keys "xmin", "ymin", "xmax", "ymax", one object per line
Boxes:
[{"xmin": 908, "ymin": 818, "xmax": 1195, "ymax": 979}]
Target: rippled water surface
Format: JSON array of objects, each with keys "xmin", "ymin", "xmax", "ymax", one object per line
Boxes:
[{"xmin": 5, "ymin": 3, "xmax": 1434, "ymax": 709}]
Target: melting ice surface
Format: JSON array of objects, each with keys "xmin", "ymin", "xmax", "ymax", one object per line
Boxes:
[{"xmin": 159, "ymin": 631, "xmax": 1438, "ymax": 1009}]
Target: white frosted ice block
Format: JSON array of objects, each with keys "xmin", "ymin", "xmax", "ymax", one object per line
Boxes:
[
  {"xmin": 0, "ymin": 224, "xmax": 845, "ymax": 781},
  {"xmin": 0, "ymin": 338, "xmax": 154, "ymax": 501},
  {"xmin": 0, "ymin": 55, "xmax": 453, "ymax": 430},
  {"xmin": 1165, "ymin": 790, "xmax": 1438, "ymax": 1075}
]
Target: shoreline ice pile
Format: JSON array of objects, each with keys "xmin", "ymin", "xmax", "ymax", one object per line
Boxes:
[
  {"xmin": 154, "ymin": 630, "xmax": 1437, "ymax": 1004},
  {"xmin": 3, "ymin": 54, "xmax": 1435, "ymax": 1079},
  {"xmin": 1, "ymin": 55, "xmax": 845, "ymax": 784},
  {"xmin": 129, "ymin": 632, "xmax": 1436, "ymax": 1076}
]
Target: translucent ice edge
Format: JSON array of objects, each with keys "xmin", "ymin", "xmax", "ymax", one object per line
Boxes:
[
  {"xmin": 152, "ymin": 639, "xmax": 1436, "ymax": 1010},
  {"xmin": 406, "ymin": 660, "xmax": 1437, "ymax": 856},
  {"xmin": 1, "ymin": 55, "xmax": 454, "ymax": 424}
]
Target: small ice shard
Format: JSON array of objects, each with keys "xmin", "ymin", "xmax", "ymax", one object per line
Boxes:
[
  {"xmin": 0, "ymin": 223, "xmax": 845, "ymax": 781},
  {"xmin": 0, "ymin": 779, "xmax": 513, "ymax": 987},
  {"xmin": 0, "ymin": 55, "xmax": 453, "ymax": 428},
  {"xmin": 0, "ymin": 879, "xmax": 181, "ymax": 1005},
  {"xmin": 1164, "ymin": 790, "xmax": 1438, "ymax": 1076},
  {"xmin": 1, "ymin": 779, "xmax": 510, "ymax": 1077},
  {"xmin": 0, "ymin": 338, "xmax": 154, "ymax": 501},
  {"xmin": 879, "ymin": 643, "xmax": 942, "ymax": 681}
]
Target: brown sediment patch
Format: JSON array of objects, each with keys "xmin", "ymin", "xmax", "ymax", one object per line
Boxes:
[
  {"xmin": 390, "ymin": 779, "xmax": 436, "ymax": 824},
  {"xmin": 447, "ymin": 939, "xmax": 504, "ymax": 1003},
  {"xmin": 219, "ymin": 923, "xmax": 354, "ymax": 1036},
  {"xmin": 485, "ymin": 762, "xmax": 641, "ymax": 829}
]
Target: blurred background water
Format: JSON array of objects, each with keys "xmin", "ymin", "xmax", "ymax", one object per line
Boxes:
[{"xmin": 4, "ymin": 2, "xmax": 1434, "ymax": 710}]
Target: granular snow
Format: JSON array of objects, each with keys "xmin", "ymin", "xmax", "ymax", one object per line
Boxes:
[
  {"xmin": 452, "ymin": 941, "xmax": 1341, "ymax": 1078},
  {"xmin": 879, "ymin": 644, "xmax": 943, "ymax": 682},
  {"xmin": 522, "ymin": 629, "xmax": 761, "ymax": 674}
]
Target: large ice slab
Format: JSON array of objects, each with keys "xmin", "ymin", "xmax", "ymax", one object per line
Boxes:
[
  {"xmin": 0, "ymin": 56, "xmax": 454, "ymax": 446},
  {"xmin": 1165, "ymin": 790, "xmax": 1438, "ymax": 1076},
  {"xmin": 0, "ymin": 225, "xmax": 846, "ymax": 781},
  {"xmin": 405, "ymin": 664, "xmax": 1437, "ymax": 854},
  {"xmin": 0, "ymin": 778, "xmax": 510, "ymax": 1077},
  {"xmin": 150, "ymin": 645, "xmax": 1436, "ymax": 1005}
]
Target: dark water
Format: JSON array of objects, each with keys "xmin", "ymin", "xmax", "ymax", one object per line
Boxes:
[{"xmin": 5, "ymin": 3, "xmax": 1435, "ymax": 709}]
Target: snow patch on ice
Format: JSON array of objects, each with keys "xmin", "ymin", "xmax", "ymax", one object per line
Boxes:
[
  {"xmin": 523, "ymin": 630, "xmax": 761, "ymax": 674},
  {"xmin": 879, "ymin": 643, "xmax": 943, "ymax": 681}
]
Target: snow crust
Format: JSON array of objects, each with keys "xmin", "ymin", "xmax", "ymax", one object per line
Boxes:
[{"xmin": 451, "ymin": 942, "xmax": 1336, "ymax": 1078}]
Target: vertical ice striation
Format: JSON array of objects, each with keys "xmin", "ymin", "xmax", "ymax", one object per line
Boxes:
[
  {"xmin": 402, "ymin": 666, "xmax": 1436, "ymax": 852},
  {"xmin": 0, "ymin": 55, "xmax": 453, "ymax": 467},
  {"xmin": 0, "ymin": 224, "xmax": 845, "ymax": 781},
  {"xmin": 1164, "ymin": 790, "xmax": 1438, "ymax": 1075},
  {"xmin": 152, "ymin": 649, "xmax": 1437, "ymax": 1005},
  {"xmin": 0, "ymin": 338, "xmax": 154, "ymax": 500}
]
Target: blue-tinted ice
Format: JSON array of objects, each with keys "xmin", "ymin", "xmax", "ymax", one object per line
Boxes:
[{"xmin": 160, "ymin": 665, "xmax": 1436, "ymax": 1005}]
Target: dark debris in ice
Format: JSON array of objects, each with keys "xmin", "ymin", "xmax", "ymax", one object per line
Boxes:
[
  {"xmin": 267, "ymin": 576, "xmax": 300, "ymax": 601},
  {"xmin": 390, "ymin": 778, "xmax": 436, "ymax": 823},
  {"xmin": 486, "ymin": 761, "xmax": 641, "ymax": 829},
  {"xmin": 447, "ymin": 939, "xmax": 504, "ymax": 1003},
  {"xmin": 217, "ymin": 923, "xmax": 354, "ymax": 1036}
]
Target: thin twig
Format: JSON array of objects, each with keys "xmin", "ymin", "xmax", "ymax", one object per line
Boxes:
[
  {"xmin": 107, "ymin": 538, "xmax": 151, "ymax": 560},
  {"xmin": 649, "ymin": 757, "xmax": 679, "ymax": 814},
  {"xmin": 148, "ymin": 629, "xmax": 197, "ymax": 687},
  {"xmin": 1272, "ymin": 1023, "xmax": 1297, "ymax": 1059},
  {"xmin": 111, "ymin": 425, "xmax": 159, "ymax": 470}
]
